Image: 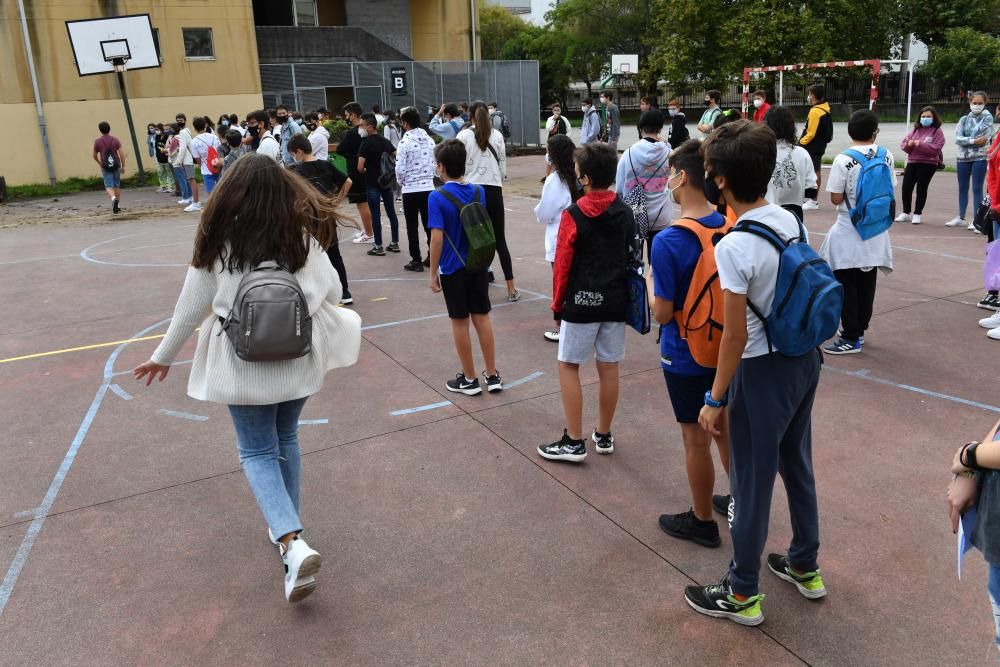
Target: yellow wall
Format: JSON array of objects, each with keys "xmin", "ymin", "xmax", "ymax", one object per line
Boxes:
[
  {"xmin": 410, "ymin": 0, "xmax": 475, "ymax": 61},
  {"xmin": 1, "ymin": 93, "xmax": 263, "ymax": 186}
]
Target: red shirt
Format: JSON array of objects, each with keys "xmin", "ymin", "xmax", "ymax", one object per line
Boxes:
[
  {"xmin": 752, "ymin": 102, "xmax": 771, "ymax": 123},
  {"xmin": 988, "ymin": 133, "xmax": 1000, "ymax": 212},
  {"xmin": 94, "ymin": 134, "xmax": 122, "ymax": 165}
]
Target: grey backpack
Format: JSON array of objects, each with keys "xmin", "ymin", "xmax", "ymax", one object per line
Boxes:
[{"xmin": 219, "ymin": 261, "xmax": 312, "ymax": 362}]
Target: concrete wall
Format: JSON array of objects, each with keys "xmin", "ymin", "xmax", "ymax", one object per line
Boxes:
[
  {"xmin": 0, "ymin": 93, "xmax": 263, "ymax": 186},
  {"xmin": 346, "ymin": 0, "xmax": 412, "ymax": 57},
  {"xmin": 409, "ymin": 0, "xmax": 473, "ymax": 61}
]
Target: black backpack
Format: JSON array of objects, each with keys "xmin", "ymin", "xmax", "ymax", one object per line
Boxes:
[
  {"xmin": 378, "ymin": 151, "xmax": 397, "ymax": 190},
  {"xmin": 103, "ymin": 146, "xmax": 120, "ymax": 171},
  {"xmin": 818, "ymin": 109, "xmax": 834, "ymax": 144}
]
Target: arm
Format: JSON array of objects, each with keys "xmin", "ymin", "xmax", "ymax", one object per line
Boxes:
[
  {"xmin": 116, "ymin": 147, "xmax": 126, "ymax": 171},
  {"xmin": 955, "ymin": 117, "xmax": 975, "ymax": 145},
  {"xmin": 550, "ymin": 210, "xmax": 577, "ymax": 314},
  {"xmin": 698, "ymin": 290, "xmax": 749, "ymax": 435},
  {"xmin": 534, "ymin": 177, "xmax": 569, "ymax": 224},
  {"xmin": 429, "ymin": 229, "xmax": 443, "ymax": 292},
  {"xmin": 900, "ymin": 131, "xmax": 915, "ymax": 154},
  {"xmin": 831, "ymin": 192, "xmax": 845, "ymax": 206},
  {"xmin": 140, "ymin": 266, "xmax": 216, "ymax": 377},
  {"xmin": 357, "ymin": 155, "xmax": 367, "ymax": 174},
  {"xmin": 800, "ymin": 108, "xmax": 820, "ymax": 146},
  {"xmin": 394, "ymin": 142, "xmax": 408, "ymax": 187},
  {"xmin": 647, "ymin": 267, "xmax": 674, "ymax": 324},
  {"xmin": 496, "ymin": 135, "xmax": 507, "ymax": 180},
  {"xmin": 93, "ymin": 148, "xmax": 101, "ymax": 166}
]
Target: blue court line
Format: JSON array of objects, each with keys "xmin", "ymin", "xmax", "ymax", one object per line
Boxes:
[
  {"xmin": 0, "ymin": 318, "xmax": 171, "ymax": 617},
  {"xmin": 504, "ymin": 370, "xmax": 544, "ymax": 389},
  {"xmin": 108, "ymin": 383, "xmax": 133, "ymax": 401},
  {"xmin": 824, "ymin": 366, "xmax": 1000, "ymax": 413},
  {"xmin": 157, "ymin": 409, "xmax": 209, "ymax": 422},
  {"xmin": 390, "ymin": 401, "xmax": 453, "ymax": 416},
  {"xmin": 298, "ymin": 419, "xmax": 329, "ymax": 426}
]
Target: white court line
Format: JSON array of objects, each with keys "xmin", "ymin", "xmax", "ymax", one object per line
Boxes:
[
  {"xmin": 108, "ymin": 383, "xmax": 133, "ymax": 401},
  {"xmin": 157, "ymin": 409, "xmax": 209, "ymax": 422},
  {"xmin": 824, "ymin": 366, "xmax": 1000, "ymax": 413},
  {"xmin": 390, "ymin": 401, "xmax": 453, "ymax": 416},
  {"xmin": 298, "ymin": 419, "xmax": 329, "ymax": 426}
]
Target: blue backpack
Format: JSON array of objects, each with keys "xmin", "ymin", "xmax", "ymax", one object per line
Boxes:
[
  {"xmin": 734, "ymin": 219, "xmax": 843, "ymax": 356},
  {"xmin": 844, "ymin": 146, "xmax": 896, "ymax": 241}
]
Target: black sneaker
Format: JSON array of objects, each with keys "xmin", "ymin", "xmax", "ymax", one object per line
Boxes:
[
  {"xmin": 339, "ymin": 290, "xmax": 353, "ymax": 306},
  {"xmin": 766, "ymin": 553, "xmax": 827, "ymax": 599},
  {"xmin": 112, "ymin": 198, "xmax": 120, "ymax": 214},
  {"xmin": 712, "ymin": 494, "xmax": 731, "ymax": 519},
  {"xmin": 684, "ymin": 577, "xmax": 765, "ymax": 626},
  {"xmin": 404, "ymin": 259, "xmax": 424, "ymax": 272},
  {"xmin": 592, "ymin": 431, "xmax": 614, "ymax": 454},
  {"xmin": 483, "ymin": 370, "xmax": 502, "ymax": 393},
  {"xmin": 658, "ymin": 509, "xmax": 721, "ymax": 548},
  {"xmin": 387, "ymin": 242, "xmax": 401, "ymax": 253},
  {"xmin": 445, "ymin": 372, "xmax": 481, "ymax": 396},
  {"xmin": 367, "ymin": 246, "xmax": 386, "ymax": 256},
  {"xmin": 538, "ymin": 430, "xmax": 587, "ymax": 462},
  {"xmin": 979, "ymin": 293, "xmax": 1000, "ymax": 310},
  {"xmin": 823, "ymin": 337, "xmax": 861, "ymax": 355},
  {"xmin": 423, "ymin": 256, "xmax": 431, "ymax": 267}
]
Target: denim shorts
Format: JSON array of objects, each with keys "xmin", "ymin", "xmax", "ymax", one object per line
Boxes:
[
  {"xmin": 101, "ymin": 168, "xmax": 121, "ymax": 189},
  {"xmin": 557, "ymin": 321, "xmax": 626, "ymax": 364}
]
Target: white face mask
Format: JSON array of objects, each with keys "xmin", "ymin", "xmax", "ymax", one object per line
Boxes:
[
  {"xmin": 358, "ymin": 126, "xmax": 366, "ymax": 137},
  {"xmin": 545, "ymin": 153, "xmax": 552, "ymax": 165},
  {"xmin": 753, "ymin": 99, "xmax": 763, "ymax": 109},
  {"xmin": 582, "ymin": 105, "xmax": 589, "ymax": 113},
  {"xmin": 667, "ymin": 107, "xmax": 678, "ymax": 117},
  {"xmin": 665, "ymin": 172, "xmax": 682, "ymax": 205},
  {"xmin": 971, "ymin": 104, "xmax": 986, "ymax": 115}
]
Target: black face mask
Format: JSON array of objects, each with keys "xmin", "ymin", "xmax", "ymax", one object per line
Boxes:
[
  {"xmin": 703, "ymin": 100, "xmax": 711, "ymax": 107},
  {"xmin": 575, "ymin": 178, "xmax": 586, "ymax": 193},
  {"xmin": 248, "ymin": 125, "xmax": 260, "ymax": 137},
  {"xmin": 176, "ymin": 120, "xmax": 185, "ymax": 127},
  {"xmin": 703, "ymin": 171, "xmax": 724, "ymax": 206},
  {"xmin": 276, "ymin": 116, "xmax": 288, "ymax": 124},
  {"xmin": 306, "ymin": 123, "xmax": 316, "ymax": 131}
]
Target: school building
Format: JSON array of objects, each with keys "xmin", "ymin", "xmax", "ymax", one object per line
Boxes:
[{"xmin": 0, "ymin": 0, "xmax": 477, "ymax": 187}]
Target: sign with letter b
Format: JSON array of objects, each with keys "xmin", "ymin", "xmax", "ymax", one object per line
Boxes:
[{"xmin": 391, "ymin": 67, "xmax": 407, "ymax": 96}]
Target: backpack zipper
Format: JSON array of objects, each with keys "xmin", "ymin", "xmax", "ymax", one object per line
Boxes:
[
  {"xmin": 295, "ymin": 302, "xmax": 301, "ymax": 336},
  {"xmin": 775, "ymin": 258, "xmax": 825, "ymax": 316},
  {"xmin": 246, "ymin": 304, "xmax": 253, "ymax": 337}
]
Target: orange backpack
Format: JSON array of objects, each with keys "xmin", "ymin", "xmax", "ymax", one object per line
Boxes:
[{"xmin": 672, "ymin": 216, "xmax": 735, "ymax": 368}]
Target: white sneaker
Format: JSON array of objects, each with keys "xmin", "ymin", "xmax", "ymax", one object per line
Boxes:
[
  {"xmin": 945, "ymin": 217, "xmax": 965, "ymax": 227},
  {"xmin": 268, "ymin": 527, "xmax": 304, "ymax": 545},
  {"xmin": 989, "ymin": 326, "xmax": 1000, "ymax": 341},
  {"xmin": 972, "ymin": 224, "xmax": 983, "ymax": 234},
  {"xmin": 802, "ymin": 199, "xmax": 819, "ymax": 211},
  {"xmin": 894, "ymin": 213, "xmax": 911, "ymax": 223},
  {"xmin": 911, "ymin": 214, "xmax": 921, "ymax": 225},
  {"xmin": 280, "ymin": 537, "xmax": 321, "ymax": 603},
  {"xmin": 352, "ymin": 233, "xmax": 375, "ymax": 244},
  {"xmin": 183, "ymin": 202, "xmax": 203, "ymax": 213},
  {"xmin": 980, "ymin": 312, "xmax": 1000, "ymax": 329},
  {"xmin": 177, "ymin": 198, "xmax": 192, "ymax": 205}
]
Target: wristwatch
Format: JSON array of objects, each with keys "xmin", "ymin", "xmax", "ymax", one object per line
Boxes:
[{"xmin": 704, "ymin": 391, "xmax": 727, "ymax": 408}]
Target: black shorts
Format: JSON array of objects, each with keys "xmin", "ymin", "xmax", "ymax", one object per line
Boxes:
[
  {"xmin": 347, "ymin": 176, "xmax": 366, "ymax": 204},
  {"xmin": 663, "ymin": 368, "xmax": 716, "ymax": 424},
  {"xmin": 441, "ymin": 269, "xmax": 492, "ymax": 319},
  {"xmin": 805, "ymin": 147, "xmax": 825, "ymax": 171}
]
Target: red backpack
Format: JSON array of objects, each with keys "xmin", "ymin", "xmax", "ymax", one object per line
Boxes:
[{"xmin": 671, "ymin": 216, "xmax": 735, "ymax": 368}]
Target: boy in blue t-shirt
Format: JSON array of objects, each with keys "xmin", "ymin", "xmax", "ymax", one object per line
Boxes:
[
  {"xmin": 647, "ymin": 139, "xmax": 731, "ymax": 549},
  {"xmin": 428, "ymin": 140, "xmax": 502, "ymax": 396}
]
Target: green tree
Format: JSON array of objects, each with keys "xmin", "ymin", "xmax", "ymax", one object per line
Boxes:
[
  {"xmin": 500, "ymin": 26, "xmax": 572, "ymax": 106},
  {"xmin": 479, "ymin": 2, "xmax": 530, "ymax": 60},
  {"xmin": 924, "ymin": 27, "xmax": 1000, "ymax": 84},
  {"xmin": 899, "ymin": 0, "xmax": 1000, "ymax": 47}
]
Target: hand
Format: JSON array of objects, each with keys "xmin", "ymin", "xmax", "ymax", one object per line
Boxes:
[
  {"xmin": 133, "ymin": 360, "xmax": 170, "ymax": 386},
  {"xmin": 948, "ymin": 475, "xmax": 977, "ymax": 533},
  {"xmin": 438, "ymin": 104, "xmax": 446, "ymax": 115},
  {"xmin": 429, "ymin": 273, "xmax": 441, "ymax": 293},
  {"xmin": 698, "ymin": 404, "xmax": 723, "ymax": 436},
  {"xmin": 976, "ymin": 136, "xmax": 988, "ymax": 146},
  {"xmin": 952, "ymin": 444, "xmax": 974, "ymax": 475}
]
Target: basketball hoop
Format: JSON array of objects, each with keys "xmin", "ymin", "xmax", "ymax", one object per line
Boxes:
[
  {"xmin": 101, "ymin": 38, "xmax": 131, "ymax": 72},
  {"xmin": 110, "ymin": 58, "xmax": 128, "ymax": 73}
]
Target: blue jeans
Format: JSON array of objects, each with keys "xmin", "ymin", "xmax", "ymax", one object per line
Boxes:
[
  {"xmin": 173, "ymin": 166, "xmax": 192, "ymax": 199},
  {"xmin": 989, "ymin": 564, "xmax": 1000, "ymax": 656},
  {"xmin": 228, "ymin": 398, "xmax": 308, "ymax": 540},
  {"xmin": 203, "ymin": 172, "xmax": 218, "ymax": 194},
  {"xmin": 367, "ymin": 186, "xmax": 399, "ymax": 247},
  {"xmin": 957, "ymin": 159, "xmax": 988, "ymax": 218}
]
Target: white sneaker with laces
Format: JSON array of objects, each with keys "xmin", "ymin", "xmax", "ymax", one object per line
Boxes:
[
  {"xmin": 178, "ymin": 198, "xmax": 192, "ymax": 205},
  {"xmin": 969, "ymin": 222, "xmax": 978, "ymax": 231},
  {"xmin": 802, "ymin": 199, "xmax": 819, "ymax": 211},
  {"xmin": 945, "ymin": 217, "xmax": 965, "ymax": 227},
  {"xmin": 981, "ymin": 312, "xmax": 1000, "ymax": 329},
  {"xmin": 352, "ymin": 234, "xmax": 375, "ymax": 244},
  {"xmin": 911, "ymin": 214, "xmax": 921, "ymax": 224},
  {"xmin": 281, "ymin": 537, "xmax": 321, "ymax": 602},
  {"xmin": 989, "ymin": 326, "xmax": 1000, "ymax": 341},
  {"xmin": 894, "ymin": 213, "xmax": 911, "ymax": 223},
  {"xmin": 183, "ymin": 202, "xmax": 202, "ymax": 212}
]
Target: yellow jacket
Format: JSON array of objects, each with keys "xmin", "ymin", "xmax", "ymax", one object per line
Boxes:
[{"xmin": 800, "ymin": 102, "xmax": 831, "ymax": 147}]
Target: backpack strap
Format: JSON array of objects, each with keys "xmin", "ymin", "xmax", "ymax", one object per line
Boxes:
[{"xmin": 732, "ymin": 219, "xmax": 788, "ymax": 252}]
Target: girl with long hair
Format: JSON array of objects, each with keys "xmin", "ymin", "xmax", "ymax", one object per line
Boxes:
[
  {"xmin": 763, "ymin": 105, "xmax": 817, "ymax": 221},
  {"xmin": 133, "ymin": 153, "xmax": 361, "ymax": 603},
  {"xmin": 534, "ymin": 134, "xmax": 580, "ymax": 341},
  {"xmin": 456, "ymin": 100, "xmax": 519, "ymax": 301}
]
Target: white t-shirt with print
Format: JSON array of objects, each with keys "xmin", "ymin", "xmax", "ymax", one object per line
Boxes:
[
  {"xmin": 821, "ymin": 143, "xmax": 896, "ymax": 273},
  {"xmin": 766, "ymin": 141, "xmax": 818, "ymax": 207},
  {"xmin": 715, "ymin": 203, "xmax": 806, "ymax": 359},
  {"xmin": 190, "ymin": 132, "xmax": 222, "ymax": 175}
]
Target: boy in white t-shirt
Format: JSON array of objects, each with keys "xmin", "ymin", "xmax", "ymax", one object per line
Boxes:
[
  {"xmin": 684, "ymin": 120, "xmax": 825, "ymax": 627},
  {"xmin": 821, "ymin": 110, "xmax": 895, "ymax": 355},
  {"xmin": 189, "ymin": 116, "xmax": 222, "ymax": 208}
]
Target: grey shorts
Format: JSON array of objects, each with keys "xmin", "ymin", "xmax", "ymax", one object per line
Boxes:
[
  {"xmin": 557, "ymin": 321, "xmax": 626, "ymax": 365},
  {"xmin": 181, "ymin": 164, "xmax": 196, "ymax": 180}
]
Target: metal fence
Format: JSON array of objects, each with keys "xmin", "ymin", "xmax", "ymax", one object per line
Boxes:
[{"xmin": 259, "ymin": 60, "xmax": 542, "ymax": 146}]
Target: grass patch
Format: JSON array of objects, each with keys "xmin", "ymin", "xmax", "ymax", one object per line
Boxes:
[{"xmin": 5, "ymin": 170, "xmax": 199, "ymax": 201}]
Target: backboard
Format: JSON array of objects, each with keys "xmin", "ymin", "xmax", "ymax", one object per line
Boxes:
[
  {"xmin": 66, "ymin": 14, "xmax": 159, "ymax": 77},
  {"xmin": 611, "ymin": 54, "xmax": 639, "ymax": 75}
]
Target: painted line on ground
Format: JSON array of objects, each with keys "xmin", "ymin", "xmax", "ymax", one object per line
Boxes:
[
  {"xmin": 503, "ymin": 370, "xmax": 544, "ymax": 389},
  {"xmin": 80, "ymin": 233, "xmax": 188, "ymax": 268},
  {"xmin": 805, "ymin": 228, "xmax": 981, "ymax": 263},
  {"xmin": 825, "ymin": 365, "xmax": 1000, "ymax": 413},
  {"xmin": 108, "ymin": 383, "xmax": 133, "ymax": 401},
  {"xmin": 0, "ymin": 333, "xmax": 168, "ymax": 365},
  {"xmin": 157, "ymin": 409, "xmax": 209, "ymax": 422},
  {"xmin": 390, "ymin": 400, "xmax": 453, "ymax": 416},
  {"xmin": 298, "ymin": 419, "xmax": 329, "ymax": 426},
  {"xmin": 0, "ymin": 318, "xmax": 171, "ymax": 617}
]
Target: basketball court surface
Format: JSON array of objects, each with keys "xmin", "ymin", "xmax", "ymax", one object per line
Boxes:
[{"xmin": 0, "ymin": 156, "xmax": 996, "ymax": 664}]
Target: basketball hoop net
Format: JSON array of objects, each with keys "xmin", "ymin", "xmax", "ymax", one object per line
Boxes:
[{"xmin": 108, "ymin": 56, "xmax": 129, "ymax": 73}]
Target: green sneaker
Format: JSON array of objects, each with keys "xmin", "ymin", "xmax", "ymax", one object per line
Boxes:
[
  {"xmin": 767, "ymin": 553, "xmax": 827, "ymax": 599},
  {"xmin": 684, "ymin": 578, "xmax": 765, "ymax": 626}
]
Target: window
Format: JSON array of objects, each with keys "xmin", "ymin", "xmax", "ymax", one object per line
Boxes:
[
  {"xmin": 182, "ymin": 28, "xmax": 215, "ymax": 60},
  {"xmin": 295, "ymin": 0, "xmax": 317, "ymax": 26}
]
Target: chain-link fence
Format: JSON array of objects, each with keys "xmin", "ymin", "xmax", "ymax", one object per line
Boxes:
[{"xmin": 260, "ymin": 60, "xmax": 541, "ymax": 146}]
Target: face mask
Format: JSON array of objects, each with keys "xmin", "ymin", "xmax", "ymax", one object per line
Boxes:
[
  {"xmin": 753, "ymin": 99, "xmax": 763, "ymax": 109},
  {"xmin": 155, "ymin": 130, "xmax": 162, "ymax": 135},
  {"xmin": 920, "ymin": 117, "xmax": 933, "ymax": 127},
  {"xmin": 703, "ymin": 99, "xmax": 711, "ymax": 107},
  {"xmin": 488, "ymin": 108, "xmax": 496, "ymax": 114},
  {"xmin": 248, "ymin": 125, "xmax": 260, "ymax": 137},
  {"xmin": 665, "ymin": 173, "xmax": 682, "ymax": 205},
  {"xmin": 581, "ymin": 106, "xmax": 589, "ymax": 113},
  {"xmin": 176, "ymin": 120, "xmax": 185, "ymax": 127},
  {"xmin": 667, "ymin": 107, "xmax": 678, "ymax": 117},
  {"xmin": 276, "ymin": 115, "xmax": 288, "ymax": 124},
  {"xmin": 148, "ymin": 128, "xmax": 156, "ymax": 135},
  {"xmin": 576, "ymin": 178, "xmax": 586, "ymax": 193},
  {"xmin": 545, "ymin": 153, "xmax": 552, "ymax": 165},
  {"xmin": 306, "ymin": 123, "xmax": 316, "ymax": 131},
  {"xmin": 971, "ymin": 104, "xmax": 985, "ymax": 115},
  {"xmin": 358, "ymin": 127, "xmax": 366, "ymax": 137},
  {"xmin": 703, "ymin": 171, "xmax": 723, "ymax": 206}
]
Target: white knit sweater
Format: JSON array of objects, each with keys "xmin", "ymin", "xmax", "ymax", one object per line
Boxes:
[{"xmin": 151, "ymin": 239, "xmax": 361, "ymax": 405}]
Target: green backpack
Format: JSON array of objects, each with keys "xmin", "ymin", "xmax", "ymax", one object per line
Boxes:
[{"xmin": 437, "ymin": 185, "xmax": 496, "ymax": 272}]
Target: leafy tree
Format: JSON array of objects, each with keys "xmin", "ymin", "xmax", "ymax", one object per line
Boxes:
[
  {"xmin": 500, "ymin": 26, "xmax": 572, "ymax": 106},
  {"xmin": 899, "ymin": 0, "xmax": 1000, "ymax": 47},
  {"xmin": 479, "ymin": 3, "xmax": 530, "ymax": 60},
  {"xmin": 924, "ymin": 27, "xmax": 1000, "ymax": 85}
]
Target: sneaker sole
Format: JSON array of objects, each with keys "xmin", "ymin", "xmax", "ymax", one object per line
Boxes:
[
  {"xmin": 486, "ymin": 385, "xmax": 503, "ymax": 393},
  {"xmin": 543, "ymin": 334, "xmax": 559, "ymax": 342},
  {"xmin": 980, "ymin": 321, "xmax": 1000, "ymax": 329},
  {"xmin": 767, "ymin": 562, "xmax": 827, "ymax": 599},
  {"xmin": 684, "ymin": 594, "xmax": 763, "ymax": 626},
  {"xmin": 592, "ymin": 433, "xmax": 614, "ymax": 455},
  {"xmin": 297, "ymin": 552, "xmax": 322, "ymax": 580},
  {"xmin": 658, "ymin": 521, "xmax": 721, "ymax": 548},
  {"xmin": 340, "ymin": 299, "xmax": 354, "ymax": 305},
  {"xmin": 287, "ymin": 576, "xmax": 317, "ymax": 603},
  {"xmin": 446, "ymin": 384, "xmax": 482, "ymax": 396},
  {"xmin": 823, "ymin": 347, "xmax": 861, "ymax": 355},
  {"xmin": 537, "ymin": 448, "xmax": 586, "ymax": 462},
  {"xmin": 978, "ymin": 303, "xmax": 1000, "ymax": 311}
]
